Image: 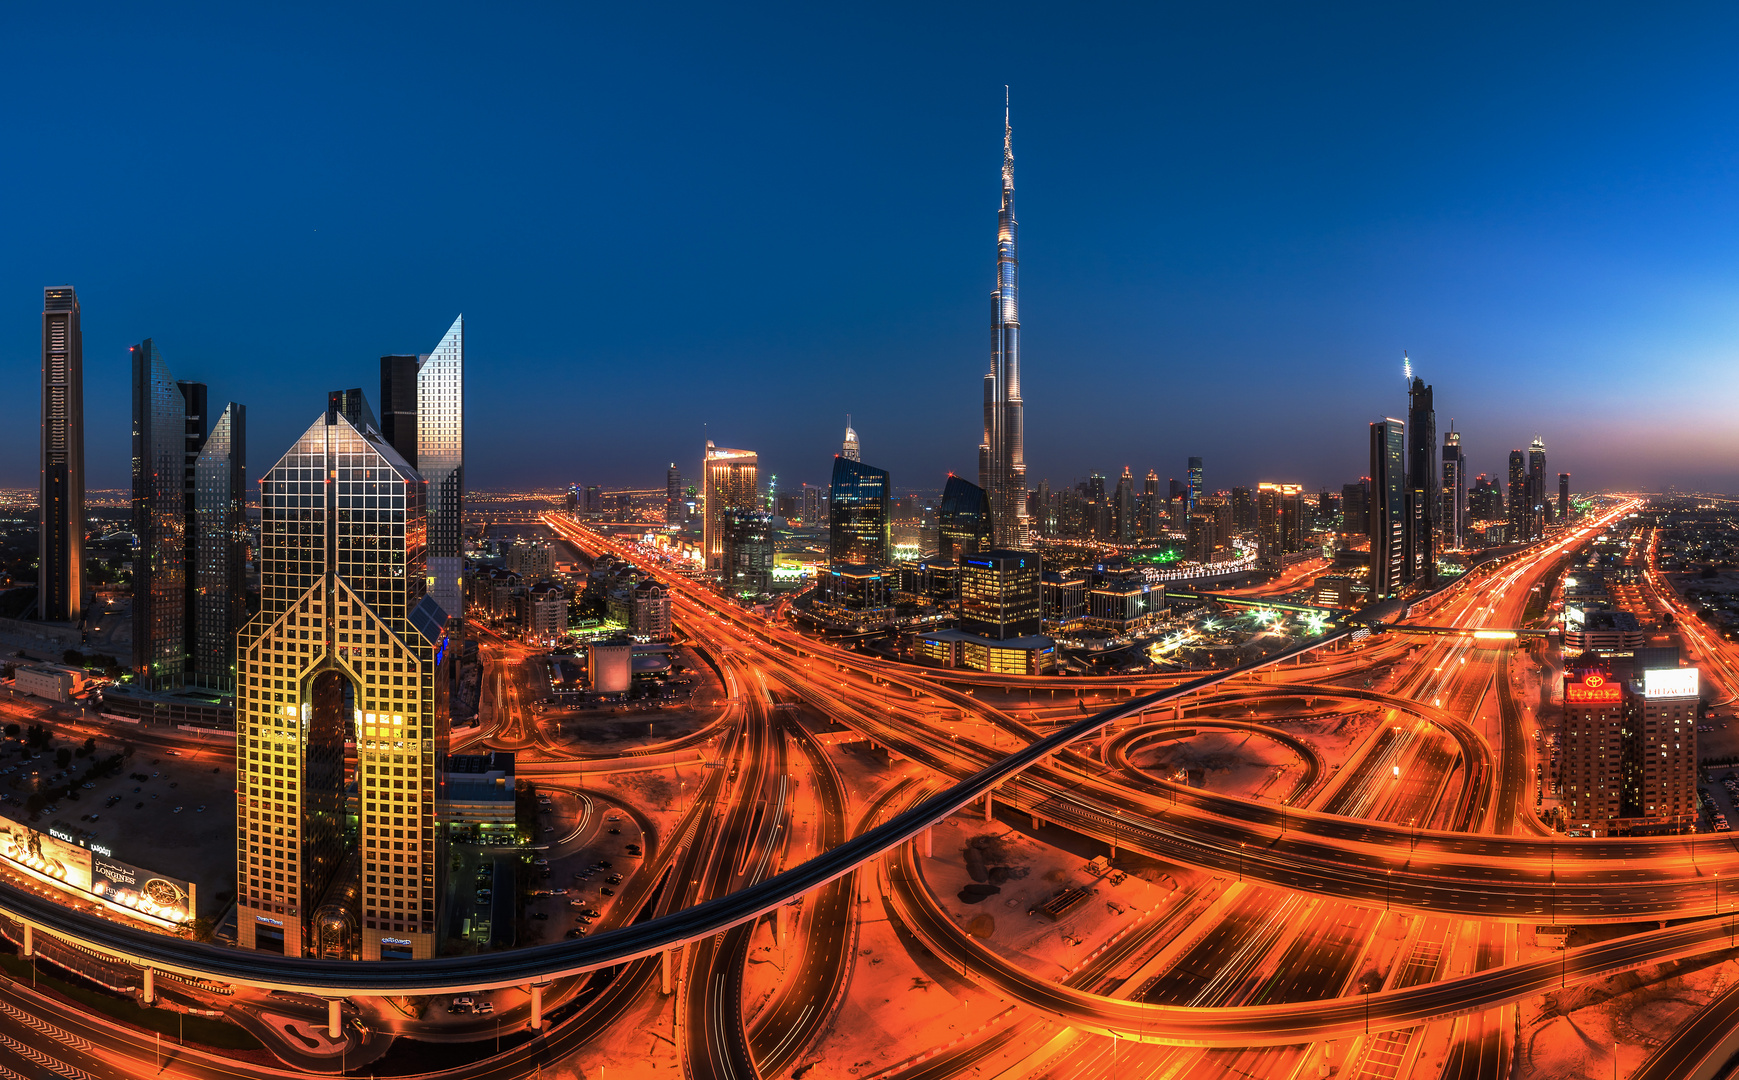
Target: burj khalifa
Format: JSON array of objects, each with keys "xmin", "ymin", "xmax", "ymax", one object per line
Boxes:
[{"xmin": 979, "ymin": 93, "xmax": 1029, "ymax": 549}]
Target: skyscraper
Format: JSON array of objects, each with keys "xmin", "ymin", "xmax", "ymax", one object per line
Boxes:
[
  {"xmin": 1143, "ymin": 471, "xmax": 1163, "ymax": 537},
  {"xmin": 703, "ymin": 442, "xmax": 759, "ymax": 574},
  {"xmin": 1559, "ymin": 472, "xmax": 1571, "ymax": 521},
  {"xmin": 131, "ymin": 340, "xmax": 187, "ymax": 690},
  {"xmin": 1114, "ymin": 467, "xmax": 1136, "ymax": 543},
  {"xmin": 1369, "ymin": 419, "xmax": 1406, "ymax": 598},
  {"xmin": 721, "ymin": 510, "xmax": 775, "ymax": 595},
  {"xmin": 1186, "ymin": 457, "xmax": 1204, "ymax": 520},
  {"xmin": 841, "ymin": 419, "xmax": 861, "ymax": 462},
  {"xmin": 379, "ymin": 354, "xmax": 421, "ymax": 466},
  {"xmin": 828, "ymin": 456, "xmax": 891, "ymax": 566},
  {"xmin": 235, "ymin": 392, "xmax": 453, "ymax": 960},
  {"xmin": 1230, "ymin": 486, "xmax": 1254, "ymax": 533},
  {"xmin": 191, "ymin": 403, "xmax": 246, "ymax": 693},
  {"xmin": 1341, "ymin": 481, "xmax": 1368, "ymax": 537},
  {"xmin": 1528, "ymin": 436, "xmax": 1547, "ymax": 539},
  {"xmin": 666, "ymin": 464, "xmax": 683, "ymax": 527},
  {"xmin": 417, "ymin": 317, "xmax": 465, "ymax": 619},
  {"xmin": 178, "ymin": 379, "xmax": 208, "ymax": 662},
  {"xmin": 1256, "ymin": 482, "xmax": 1302, "ymax": 572},
  {"xmin": 1441, "ymin": 425, "xmax": 1465, "ymax": 551},
  {"xmin": 978, "ymin": 95, "xmax": 1029, "ymax": 549},
  {"xmin": 39, "ymin": 287, "xmax": 83, "ymax": 624},
  {"xmin": 937, "ymin": 475, "xmax": 993, "ymax": 562},
  {"xmin": 1406, "ymin": 375, "xmax": 1436, "ymax": 587},
  {"xmin": 1507, "ymin": 450, "xmax": 1528, "ymax": 543}
]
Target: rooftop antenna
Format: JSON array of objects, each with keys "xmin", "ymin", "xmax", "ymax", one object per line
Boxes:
[{"xmin": 1403, "ymin": 351, "xmax": 1412, "ymax": 382}]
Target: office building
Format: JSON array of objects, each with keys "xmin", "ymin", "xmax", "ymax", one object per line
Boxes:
[
  {"xmin": 1041, "ymin": 568, "xmax": 1088, "ymax": 634},
  {"xmin": 703, "ymin": 442, "xmax": 760, "ymax": 575},
  {"xmin": 1441, "ymin": 425, "xmax": 1465, "ymax": 551},
  {"xmin": 1528, "ymin": 436, "xmax": 1547, "ymax": 537},
  {"xmin": 1507, "ymin": 450, "xmax": 1528, "ymax": 542},
  {"xmin": 937, "ymin": 475, "xmax": 993, "ymax": 562},
  {"xmin": 666, "ymin": 464, "xmax": 683, "ymax": 527},
  {"xmin": 1470, "ymin": 474, "xmax": 1503, "ymax": 522},
  {"xmin": 379, "ymin": 355, "xmax": 421, "ymax": 466},
  {"xmin": 1559, "ymin": 656, "xmax": 1624, "ymax": 834},
  {"xmin": 1369, "ymin": 419, "xmax": 1406, "ymax": 598},
  {"xmin": 978, "ymin": 99, "xmax": 1030, "ymax": 549},
  {"xmin": 1231, "ymin": 487, "xmax": 1254, "ymax": 533},
  {"xmin": 1085, "ymin": 570, "xmax": 1163, "ymax": 634},
  {"xmin": 720, "ymin": 509, "xmax": 775, "ymax": 595},
  {"xmin": 959, "ymin": 549, "xmax": 1042, "ymax": 640},
  {"xmin": 1623, "ymin": 666, "xmax": 1699, "ymax": 831},
  {"xmin": 1144, "ymin": 472, "xmax": 1164, "ymax": 537},
  {"xmin": 1114, "ymin": 467, "xmax": 1136, "ymax": 543},
  {"xmin": 1341, "ymin": 481, "xmax": 1368, "ymax": 537},
  {"xmin": 1559, "ymin": 473, "xmax": 1571, "ymax": 521},
  {"xmin": 39, "ymin": 287, "xmax": 83, "ymax": 624},
  {"xmin": 417, "ymin": 318, "xmax": 465, "ymax": 620},
  {"xmin": 1256, "ymin": 482, "xmax": 1302, "ymax": 571},
  {"xmin": 1086, "ymin": 474, "xmax": 1111, "ymax": 541},
  {"xmin": 235, "ymin": 391, "xmax": 455, "ymax": 961},
  {"xmin": 815, "ymin": 565, "xmax": 892, "ymax": 623},
  {"xmin": 841, "ymin": 419, "xmax": 860, "ymax": 462},
  {"xmin": 828, "ymin": 456, "xmax": 892, "ymax": 566},
  {"xmin": 131, "ymin": 340, "xmax": 187, "ymax": 691},
  {"xmin": 1406, "ymin": 376, "xmax": 1436, "ymax": 587},
  {"xmin": 191, "ymin": 403, "xmax": 247, "ymax": 693},
  {"xmin": 1186, "ymin": 457, "xmax": 1203, "ymax": 520}
]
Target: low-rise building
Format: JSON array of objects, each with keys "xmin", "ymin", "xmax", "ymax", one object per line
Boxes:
[
  {"xmin": 14, "ymin": 664, "xmax": 87, "ymax": 703},
  {"xmin": 440, "ymin": 752, "xmax": 517, "ymax": 839},
  {"xmin": 915, "ymin": 628, "xmax": 1056, "ymax": 675}
]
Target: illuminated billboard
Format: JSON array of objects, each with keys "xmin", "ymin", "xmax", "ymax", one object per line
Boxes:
[
  {"xmin": 1566, "ymin": 672, "xmax": 1621, "ymax": 705},
  {"xmin": 0, "ymin": 820, "xmax": 92, "ymax": 892},
  {"xmin": 91, "ymin": 855, "xmax": 195, "ymax": 923},
  {"xmin": 1643, "ymin": 668, "xmax": 1700, "ymax": 700}
]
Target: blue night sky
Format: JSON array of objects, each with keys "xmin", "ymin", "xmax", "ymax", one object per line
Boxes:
[{"xmin": 5, "ymin": 3, "xmax": 1739, "ymax": 498}]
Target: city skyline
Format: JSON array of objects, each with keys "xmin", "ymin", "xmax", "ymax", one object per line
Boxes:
[{"xmin": 8, "ymin": 8, "xmax": 1739, "ymax": 495}]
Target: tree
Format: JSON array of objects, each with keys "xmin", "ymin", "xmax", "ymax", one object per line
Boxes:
[
  {"xmin": 80, "ymin": 737, "xmax": 95, "ymax": 757},
  {"xmin": 54, "ymin": 748, "xmax": 71, "ymax": 770},
  {"xmin": 61, "ymin": 649, "xmax": 83, "ymax": 667},
  {"xmin": 3, "ymin": 725, "xmax": 17, "ymax": 739}
]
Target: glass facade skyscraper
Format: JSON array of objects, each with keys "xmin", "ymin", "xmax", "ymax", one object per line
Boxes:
[
  {"xmin": 828, "ymin": 456, "xmax": 891, "ymax": 566},
  {"xmin": 1406, "ymin": 376, "xmax": 1436, "ymax": 587},
  {"xmin": 937, "ymin": 475, "xmax": 993, "ymax": 562},
  {"xmin": 418, "ymin": 317, "xmax": 465, "ymax": 620},
  {"xmin": 1369, "ymin": 418, "xmax": 1406, "ymax": 598},
  {"xmin": 235, "ymin": 394, "xmax": 452, "ymax": 960},
  {"xmin": 192, "ymin": 403, "xmax": 247, "ymax": 693},
  {"xmin": 132, "ymin": 340, "xmax": 187, "ymax": 690},
  {"xmin": 40, "ymin": 287, "xmax": 83, "ymax": 624}
]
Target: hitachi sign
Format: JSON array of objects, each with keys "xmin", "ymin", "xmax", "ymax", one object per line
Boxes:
[{"xmin": 1643, "ymin": 668, "xmax": 1699, "ymax": 699}]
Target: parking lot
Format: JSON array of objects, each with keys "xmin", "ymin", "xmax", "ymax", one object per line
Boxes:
[{"xmin": 0, "ymin": 730, "xmax": 234, "ymax": 919}]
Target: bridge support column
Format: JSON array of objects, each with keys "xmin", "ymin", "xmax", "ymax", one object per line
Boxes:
[
  {"xmin": 529, "ymin": 983, "xmax": 545, "ymax": 1030},
  {"xmin": 328, "ymin": 998, "xmax": 341, "ymax": 1039},
  {"xmin": 20, "ymin": 926, "xmax": 30, "ymax": 958},
  {"xmin": 983, "ymin": 791, "xmax": 993, "ymax": 821},
  {"xmin": 772, "ymin": 906, "xmax": 784, "ymax": 945},
  {"xmin": 142, "ymin": 967, "xmax": 154, "ymax": 1005},
  {"xmin": 1032, "ymin": 814, "xmax": 1043, "ymax": 830},
  {"xmin": 661, "ymin": 948, "xmax": 673, "ymax": 995},
  {"xmin": 922, "ymin": 827, "xmax": 933, "ymax": 858}
]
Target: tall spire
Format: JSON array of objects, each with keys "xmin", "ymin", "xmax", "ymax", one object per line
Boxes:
[
  {"xmin": 981, "ymin": 90, "xmax": 1028, "ymax": 548},
  {"xmin": 1002, "ymin": 86, "xmax": 1015, "ymax": 202}
]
